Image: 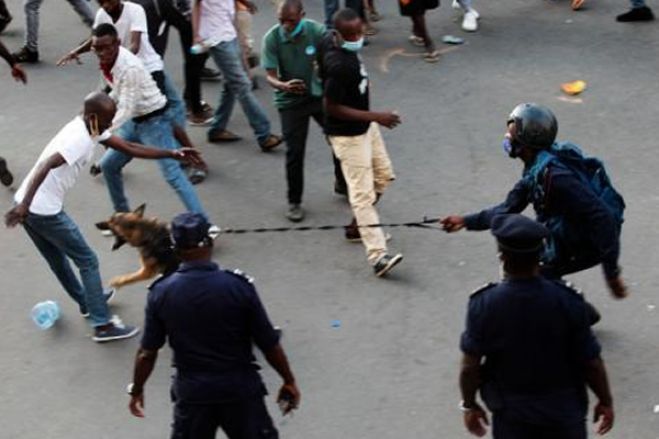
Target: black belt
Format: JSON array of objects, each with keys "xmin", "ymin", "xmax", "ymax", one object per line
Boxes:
[{"xmin": 133, "ymin": 103, "xmax": 168, "ymax": 123}]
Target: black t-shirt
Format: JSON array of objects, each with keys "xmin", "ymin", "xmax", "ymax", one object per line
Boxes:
[
  {"xmin": 321, "ymin": 36, "xmax": 370, "ymax": 136},
  {"xmin": 141, "ymin": 261, "xmax": 280, "ymax": 403}
]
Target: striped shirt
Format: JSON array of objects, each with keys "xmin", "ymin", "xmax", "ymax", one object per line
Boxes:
[{"xmin": 104, "ymin": 47, "xmax": 167, "ymax": 130}]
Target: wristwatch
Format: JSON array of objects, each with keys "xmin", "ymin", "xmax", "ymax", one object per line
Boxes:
[
  {"xmin": 126, "ymin": 383, "xmax": 142, "ymax": 396},
  {"xmin": 459, "ymin": 400, "xmax": 478, "ymax": 412}
]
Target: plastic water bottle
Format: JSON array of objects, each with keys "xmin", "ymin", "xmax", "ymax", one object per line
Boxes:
[
  {"xmin": 190, "ymin": 43, "xmax": 207, "ymax": 55},
  {"xmin": 31, "ymin": 300, "xmax": 60, "ymax": 330}
]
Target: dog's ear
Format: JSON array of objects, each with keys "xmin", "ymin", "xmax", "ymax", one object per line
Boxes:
[
  {"xmin": 134, "ymin": 203, "xmax": 146, "ymax": 218},
  {"xmin": 112, "ymin": 236, "xmax": 127, "ymax": 251},
  {"xmin": 96, "ymin": 221, "xmax": 111, "ymax": 231}
]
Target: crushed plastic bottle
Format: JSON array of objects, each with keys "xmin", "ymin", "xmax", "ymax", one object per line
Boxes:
[{"xmin": 31, "ymin": 300, "xmax": 60, "ymax": 330}]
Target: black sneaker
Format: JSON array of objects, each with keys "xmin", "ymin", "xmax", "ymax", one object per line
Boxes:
[
  {"xmin": 200, "ymin": 67, "xmax": 222, "ymax": 81},
  {"xmin": 89, "ymin": 163, "xmax": 102, "ymax": 177},
  {"xmin": 373, "ymin": 253, "xmax": 403, "ymax": 277},
  {"xmin": 13, "ymin": 46, "xmax": 39, "ymax": 63},
  {"xmin": 0, "ymin": 157, "xmax": 14, "ymax": 186},
  {"xmin": 92, "ymin": 315, "xmax": 139, "ymax": 342},
  {"xmin": 616, "ymin": 6, "xmax": 655, "ymax": 21}
]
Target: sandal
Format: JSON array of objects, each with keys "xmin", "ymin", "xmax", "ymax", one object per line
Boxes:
[
  {"xmin": 408, "ymin": 35, "xmax": 425, "ymax": 47},
  {"xmin": 423, "ymin": 50, "xmax": 440, "ymax": 63}
]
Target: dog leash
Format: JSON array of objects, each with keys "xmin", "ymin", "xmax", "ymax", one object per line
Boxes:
[{"xmin": 219, "ymin": 216, "xmax": 442, "ymax": 235}]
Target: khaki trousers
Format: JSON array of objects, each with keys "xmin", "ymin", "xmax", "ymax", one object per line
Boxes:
[{"xmin": 330, "ymin": 123, "xmax": 396, "ymax": 264}]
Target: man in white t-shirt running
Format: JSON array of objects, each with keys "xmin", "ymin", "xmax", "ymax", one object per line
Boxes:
[{"xmin": 5, "ymin": 92, "xmax": 201, "ymax": 343}]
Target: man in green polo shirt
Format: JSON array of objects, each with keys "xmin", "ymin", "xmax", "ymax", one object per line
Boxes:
[{"xmin": 262, "ymin": 0, "xmax": 346, "ymax": 222}]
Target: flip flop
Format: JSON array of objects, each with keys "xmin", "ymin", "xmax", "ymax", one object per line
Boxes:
[
  {"xmin": 571, "ymin": 0, "xmax": 585, "ymax": 10},
  {"xmin": 408, "ymin": 35, "xmax": 425, "ymax": 47},
  {"xmin": 423, "ymin": 50, "xmax": 440, "ymax": 63}
]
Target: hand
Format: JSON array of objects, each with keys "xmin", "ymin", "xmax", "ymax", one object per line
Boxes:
[
  {"xmin": 172, "ymin": 148, "xmax": 203, "ymax": 167},
  {"xmin": 277, "ymin": 382, "xmax": 301, "ymax": 415},
  {"xmin": 193, "ymin": 34, "xmax": 203, "ymax": 45},
  {"xmin": 463, "ymin": 404, "xmax": 489, "ymax": 437},
  {"xmin": 11, "ymin": 64, "xmax": 27, "ymax": 84},
  {"xmin": 374, "ymin": 111, "xmax": 401, "ymax": 129},
  {"xmin": 606, "ymin": 276, "xmax": 628, "ymax": 300},
  {"xmin": 593, "ymin": 401, "xmax": 614, "ymax": 435},
  {"xmin": 281, "ymin": 79, "xmax": 307, "ymax": 95},
  {"xmin": 56, "ymin": 51, "xmax": 81, "ymax": 66},
  {"xmin": 129, "ymin": 393, "xmax": 145, "ymax": 418},
  {"xmin": 441, "ymin": 216, "xmax": 466, "ymax": 233},
  {"xmin": 5, "ymin": 204, "xmax": 29, "ymax": 227}
]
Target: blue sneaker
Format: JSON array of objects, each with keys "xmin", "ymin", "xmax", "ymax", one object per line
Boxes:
[
  {"xmin": 79, "ymin": 288, "xmax": 116, "ymax": 318},
  {"xmin": 92, "ymin": 315, "xmax": 139, "ymax": 343}
]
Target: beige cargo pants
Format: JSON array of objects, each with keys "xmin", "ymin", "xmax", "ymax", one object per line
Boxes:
[{"xmin": 329, "ymin": 123, "xmax": 396, "ymax": 264}]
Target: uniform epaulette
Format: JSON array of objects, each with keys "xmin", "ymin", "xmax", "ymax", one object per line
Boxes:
[
  {"xmin": 224, "ymin": 268, "xmax": 255, "ymax": 284},
  {"xmin": 470, "ymin": 282, "xmax": 497, "ymax": 297},
  {"xmin": 552, "ymin": 279, "xmax": 583, "ymax": 296}
]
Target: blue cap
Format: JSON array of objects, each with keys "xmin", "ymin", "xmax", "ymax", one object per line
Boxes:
[
  {"xmin": 490, "ymin": 214, "xmax": 549, "ymax": 253},
  {"xmin": 171, "ymin": 213, "xmax": 211, "ymax": 249}
]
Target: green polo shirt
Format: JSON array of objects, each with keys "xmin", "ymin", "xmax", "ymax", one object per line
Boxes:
[{"xmin": 261, "ymin": 19, "xmax": 325, "ymax": 110}]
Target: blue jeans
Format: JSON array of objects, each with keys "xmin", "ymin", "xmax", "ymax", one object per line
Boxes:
[
  {"xmin": 23, "ymin": 0, "xmax": 94, "ymax": 50},
  {"xmin": 23, "ymin": 211, "xmax": 111, "ymax": 327},
  {"xmin": 208, "ymin": 38, "xmax": 270, "ymax": 143},
  {"xmin": 324, "ymin": 0, "xmax": 338, "ymax": 27},
  {"xmin": 631, "ymin": 0, "xmax": 646, "ymax": 8},
  {"xmin": 99, "ymin": 115, "xmax": 208, "ymax": 218},
  {"xmin": 162, "ymin": 71, "xmax": 187, "ymax": 128}
]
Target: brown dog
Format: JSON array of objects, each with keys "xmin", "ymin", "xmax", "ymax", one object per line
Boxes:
[{"xmin": 96, "ymin": 204, "xmax": 180, "ymax": 288}]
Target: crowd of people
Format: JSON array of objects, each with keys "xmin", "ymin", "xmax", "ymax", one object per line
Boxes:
[{"xmin": 0, "ymin": 0, "xmax": 644, "ymax": 437}]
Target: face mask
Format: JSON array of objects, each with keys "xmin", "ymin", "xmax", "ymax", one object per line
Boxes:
[
  {"xmin": 288, "ymin": 18, "xmax": 305, "ymax": 38},
  {"xmin": 502, "ymin": 135, "xmax": 520, "ymax": 158},
  {"xmin": 342, "ymin": 37, "xmax": 364, "ymax": 52},
  {"xmin": 88, "ymin": 114, "xmax": 100, "ymax": 137}
]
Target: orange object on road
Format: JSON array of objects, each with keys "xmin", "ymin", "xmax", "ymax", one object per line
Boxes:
[{"xmin": 561, "ymin": 80, "xmax": 587, "ymax": 95}]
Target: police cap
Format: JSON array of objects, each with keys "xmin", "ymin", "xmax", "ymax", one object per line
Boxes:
[
  {"xmin": 171, "ymin": 213, "xmax": 211, "ymax": 249},
  {"xmin": 491, "ymin": 214, "xmax": 549, "ymax": 253}
]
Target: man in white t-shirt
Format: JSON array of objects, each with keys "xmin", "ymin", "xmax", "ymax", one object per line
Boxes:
[
  {"xmin": 5, "ymin": 92, "xmax": 201, "ymax": 343},
  {"xmin": 192, "ymin": 0, "xmax": 283, "ymax": 151}
]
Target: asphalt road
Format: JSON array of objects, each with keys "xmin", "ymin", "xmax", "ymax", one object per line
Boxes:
[{"xmin": 1, "ymin": 0, "xmax": 659, "ymax": 437}]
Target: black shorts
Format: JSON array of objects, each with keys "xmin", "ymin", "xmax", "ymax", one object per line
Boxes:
[
  {"xmin": 493, "ymin": 414, "xmax": 586, "ymax": 439},
  {"xmin": 399, "ymin": 0, "xmax": 439, "ymax": 17},
  {"xmin": 171, "ymin": 396, "xmax": 279, "ymax": 439}
]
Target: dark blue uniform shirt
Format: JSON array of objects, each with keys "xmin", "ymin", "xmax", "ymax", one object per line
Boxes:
[
  {"xmin": 461, "ymin": 277, "xmax": 601, "ymax": 426},
  {"xmin": 141, "ymin": 261, "xmax": 280, "ymax": 403},
  {"xmin": 463, "ymin": 161, "xmax": 620, "ymax": 278}
]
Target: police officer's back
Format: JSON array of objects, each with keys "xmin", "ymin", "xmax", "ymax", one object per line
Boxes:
[
  {"xmin": 458, "ymin": 214, "xmax": 615, "ymax": 439},
  {"xmin": 128, "ymin": 213, "xmax": 300, "ymax": 439}
]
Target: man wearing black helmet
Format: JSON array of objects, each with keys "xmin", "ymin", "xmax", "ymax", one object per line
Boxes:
[{"xmin": 442, "ymin": 103, "xmax": 628, "ymax": 303}]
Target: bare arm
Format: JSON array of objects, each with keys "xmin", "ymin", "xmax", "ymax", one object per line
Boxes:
[
  {"xmin": 129, "ymin": 31, "xmax": 141, "ymax": 55},
  {"xmin": 5, "ymin": 153, "xmax": 66, "ymax": 227},
  {"xmin": 128, "ymin": 348, "xmax": 159, "ymax": 418},
  {"xmin": 191, "ymin": 0, "xmax": 202, "ymax": 44},
  {"xmin": 102, "ymin": 135, "xmax": 201, "ymax": 164},
  {"xmin": 459, "ymin": 353, "xmax": 489, "ymax": 437},
  {"xmin": 265, "ymin": 68, "xmax": 306, "ymax": 94},
  {"xmin": 264, "ymin": 343, "xmax": 300, "ymax": 414},
  {"xmin": 57, "ymin": 38, "xmax": 92, "ymax": 66},
  {"xmin": 324, "ymin": 96, "xmax": 400, "ymax": 129},
  {"xmin": 586, "ymin": 357, "xmax": 615, "ymax": 435},
  {"xmin": 0, "ymin": 38, "xmax": 15, "ymax": 67}
]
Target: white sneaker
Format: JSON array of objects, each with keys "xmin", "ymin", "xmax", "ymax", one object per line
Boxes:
[
  {"xmin": 462, "ymin": 9, "xmax": 480, "ymax": 32},
  {"xmin": 208, "ymin": 224, "xmax": 221, "ymax": 240}
]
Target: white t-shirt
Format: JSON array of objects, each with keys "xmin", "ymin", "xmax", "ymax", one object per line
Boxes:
[
  {"xmin": 94, "ymin": 1, "xmax": 164, "ymax": 73},
  {"xmin": 198, "ymin": 0, "xmax": 237, "ymax": 46},
  {"xmin": 15, "ymin": 117, "xmax": 111, "ymax": 215}
]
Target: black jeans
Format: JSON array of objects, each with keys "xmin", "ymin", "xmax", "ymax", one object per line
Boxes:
[
  {"xmin": 493, "ymin": 414, "xmax": 586, "ymax": 439},
  {"xmin": 279, "ymin": 98, "xmax": 346, "ymax": 204},
  {"xmin": 171, "ymin": 396, "xmax": 279, "ymax": 439},
  {"xmin": 138, "ymin": 0, "xmax": 206, "ymax": 113}
]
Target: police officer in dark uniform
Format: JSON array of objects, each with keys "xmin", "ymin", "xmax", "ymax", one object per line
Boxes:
[
  {"xmin": 442, "ymin": 103, "xmax": 628, "ymax": 303},
  {"xmin": 458, "ymin": 214, "xmax": 615, "ymax": 439},
  {"xmin": 127, "ymin": 212, "xmax": 300, "ymax": 439}
]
